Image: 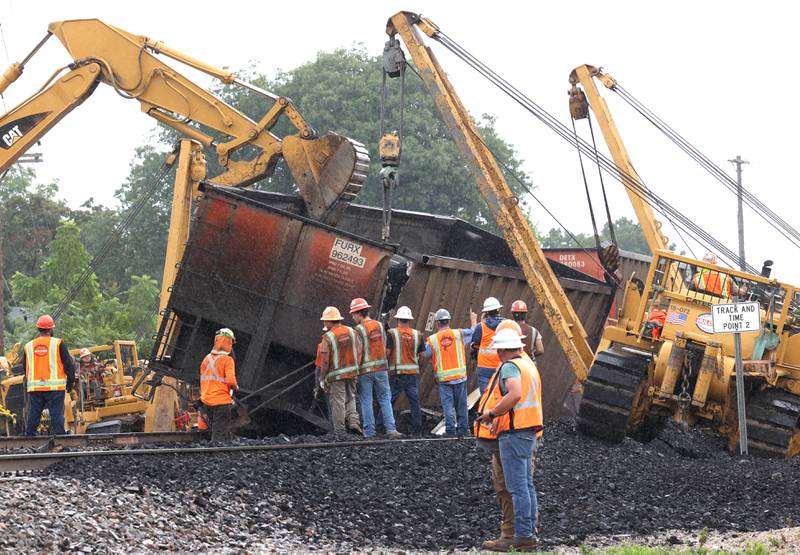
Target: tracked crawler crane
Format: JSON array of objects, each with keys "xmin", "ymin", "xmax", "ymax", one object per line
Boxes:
[{"xmin": 385, "ymin": 12, "xmax": 800, "ymax": 456}]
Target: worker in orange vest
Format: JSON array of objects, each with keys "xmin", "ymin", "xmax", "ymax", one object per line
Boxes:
[
  {"xmin": 20, "ymin": 315, "xmax": 76, "ymax": 436},
  {"xmin": 475, "ymin": 328, "xmax": 543, "ymax": 552},
  {"xmin": 471, "ymin": 296, "xmax": 506, "ymax": 393},
  {"xmin": 692, "ymin": 252, "xmax": 748, "ymax": 298},
  {"xmin": 317, "ymin": 306, "xmax": 362, "ymax": 436},
  {"xmin": 424, "ymin": 308, "xmax": 476, "ymax": 436},
  {"xmin": 351, "ymin": 297, "xmax": 402, "ymax": 439},
  {"xmin": 387, "ymin": 306, "xmax": 426, "ymax": 435},
  {"xmin": 510, "ymin": 300, "xmax": 544, "ymax": 361},
  {"xmin": 199, "ymin": 327, "xmax": 238, "ymax": 442}
]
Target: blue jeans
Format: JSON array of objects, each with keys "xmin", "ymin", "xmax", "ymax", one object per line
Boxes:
[
  {"xmin": 358, "ymin": 371, "xmax": 396, "ymax": 437},
  {"xmin": 499, "ymin": 430, "xmax": 538, "ymax": 538},
  {"xmin": 390, "ymin": 374, "xmax": 422, "ymax": 433},
  {"xmin": 437, "ymin": 380, "xmax": 468, "ymax": 435},
  {"xmin": 477, "ymin": 366, "xmax": 496, "ymax": 394},
  {"xmin": 26, "ymin": 390, "xmax": 67, "ymax": 436}
]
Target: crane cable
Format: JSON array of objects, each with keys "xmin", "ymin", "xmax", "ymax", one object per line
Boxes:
[
  {"xmin": 429, "ymin": 30, "xmax": 758, "ymax": 273},
  {"xmin": 52, "ymin": 151, "xmax": 177, "ymax": 321},
  {"xmin": 611, "ymin": 83, "xmax": 800, "ymax": 248}
]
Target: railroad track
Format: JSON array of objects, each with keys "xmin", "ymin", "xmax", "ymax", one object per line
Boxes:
[{"xmin": 0, "ymin": 435, "xmax": 471, "ymax": 473}]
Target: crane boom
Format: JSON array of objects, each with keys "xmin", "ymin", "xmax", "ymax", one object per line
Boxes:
[
  {"xmin": 386, "ymin": 12, "xmax": 594, "ymax": 379},
  {"xmin": 568, "ymin": 65, "xmax": 670, "ymax": 252}
]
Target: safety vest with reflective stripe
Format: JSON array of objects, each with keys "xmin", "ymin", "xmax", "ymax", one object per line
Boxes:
[
  {"xmin": 324, "ymin": 325, "xmax": 360, "ymax": 381},
  {"xmin": 25, "ymin": 336, "xmax": 66, "ymax": 392},
  {"xmin": 477, "ymin": 321, "xmax": 501, "ymax": 368},
  {"xmin": 388, "ymin": 327, "xmax": 421, "ymax": 374},
  {"xmin": 692, "ymin": 269, "xmax": 732, "ymax": 297},
  {"xmin": 356, "ymin": 318, "xmax": 388, "ymax": 374},
  {"xmin": 474, "ymin": 355, "xmax": 542, "ymax": 438},
  {"xmin": 200, "ymin": 353, "xmax": 236, "ymax": 406},
  {"xmin": 519, "ymin": 322, "xmax": 539, "ymax": 361},
  {"xmin": 426, "ymin": 328, "xmax": 467, "ymax": 382}
]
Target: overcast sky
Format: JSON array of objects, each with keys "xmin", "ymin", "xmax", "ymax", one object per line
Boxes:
[{"xmin": 2, "ymin": 1, "xmax": 799, "ymax": 283}]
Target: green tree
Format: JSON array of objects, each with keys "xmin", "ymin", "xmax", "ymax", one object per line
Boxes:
[
  {"xmin": 539, "ymin": 216, "xmax": 675, "ymax": 256},
  {"xmin": 113, "ymin": 145, "xmax": 176, "ymax": 286},
  {"xmin": 70, "ymin": 198, "xmax": 125, "ymax": 292},
  {"xmin": 161, "ymin": 47, "xmax": 533, "ymax": 227},
  {"xmin": 0, "ymin": 166, "xmax": 70, "ymax": 277}
]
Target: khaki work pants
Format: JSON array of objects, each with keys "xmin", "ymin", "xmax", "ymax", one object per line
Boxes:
[
  {"xmin": 491, "ymin": 449, "xmax": 539, "ymax": 538},
  {"xmin": 328, "ymin": 378, "xmax": 359, "ymax": 433}
]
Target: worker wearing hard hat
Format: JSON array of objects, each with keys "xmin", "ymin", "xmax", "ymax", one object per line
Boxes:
[
  {"xmin": 20, "ymin": 314, "xmax": 76, "ymax": 436},
  {"xmin": 350, "ymin": 297, "xmax": 402, "ymax": 439},
  {"xmin": 77, "ymin": 348, "xmax": 104, "ymax": 400},
  {"xmin": 471, "ymin": 296, "xmax": 506, "ymax": 393},
  {"xmin": 423, "ymin": 307, "xmax": 477, "ymax": 436},
  {"xmin": 510, "ymin": 300, "xmax": 544, "ymax": 361},
  {"xmin": 199, "ymin": 327, "xmax": 239, "ymax": 442},
  {"xmin": 475, "ymin": 327, "xmax": 543, "ymax": 552},
  {"xmin": 387, "ymin": 306, "xmax": 426, "ymax": 434},
  {"xmin": 317, "ymin": 306, "xmax": 362, "ymax": 436},
  {"xmin": 692, "ymin": 252, "xmax": 748, "ymax": 298}
]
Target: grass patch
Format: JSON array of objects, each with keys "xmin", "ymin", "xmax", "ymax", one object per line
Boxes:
[{"xmin": 571, "ymin": 542, "xmax": 773, "ymax": 555}]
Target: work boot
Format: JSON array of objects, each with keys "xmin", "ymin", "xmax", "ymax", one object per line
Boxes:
[
  {"xmin": 386, "ymin": 430, "xmax": 403, "ymax": 439},
  {"xmin": 481, "ymin": 536, "xmax": 514, "ymax": 551},
  {"xmin": 494, "ymin": 536, "xmax": 536, "ymax": 552}
]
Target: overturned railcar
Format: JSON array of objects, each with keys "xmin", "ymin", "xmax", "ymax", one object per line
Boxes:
[{"xmin": 150, "ymin": 184, "xmax": 614, "ymax": 433}]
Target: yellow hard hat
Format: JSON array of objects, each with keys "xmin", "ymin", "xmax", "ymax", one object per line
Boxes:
[
  {"xmin": 320, "ymin": 306, "xmax": 344, "ymax": 321},
  {"xmin": 496, "ymin": 319, "xmax": 526, "ymax": 338}
]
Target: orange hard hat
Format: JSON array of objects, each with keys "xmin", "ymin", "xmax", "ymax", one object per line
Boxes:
[
  {"xmin": 320, "ymin": 306, "xmax": 344, "ymax": 321},
  {"xmin": 36, "ymin": 314, "xmax": 55, "ymax": 330},
  {"xmin": 349, "ymin": 297, "xmax": 371, "ymax": 313},
  {"xmin": 496, "ymin": 319, "xmax": 526, "ymax": 338},
  {"xmin": 511, "ymin": 300, "xmax": 528, "ymax": 313}
]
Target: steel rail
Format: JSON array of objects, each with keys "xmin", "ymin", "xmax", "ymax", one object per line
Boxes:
[
  {"xmin": 0, "ymin": 436, "xmax": 471, "ymax": 473},
  {"xmin": 0, "ymin": 431, "xmax": 202, "ymax": 451}
]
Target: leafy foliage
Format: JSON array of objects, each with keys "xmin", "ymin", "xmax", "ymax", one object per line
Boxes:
[{"xmin": 539, "ymin": 216, "xmax": 667, "ymax": 256}]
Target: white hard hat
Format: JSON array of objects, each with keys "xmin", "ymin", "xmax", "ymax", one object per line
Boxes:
[
  {"xmin": 489, "ymin": 328, "xmax": 525, "ymax": 350},
  {"xmin": 216, "ymin": 328, "xmax": 236, "ymax": 340},
  {"xmin": 482, "ymin": 296, "xmax": 503, "ymax": 312},
  {"xmin": 394, "ymin": 306, "xmax": 414, "ymax": 320}
]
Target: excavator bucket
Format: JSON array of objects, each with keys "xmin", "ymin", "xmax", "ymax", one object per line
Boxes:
[{"xmin": 283, "ymin": 133, "xmax": 369, "ymax": 225}]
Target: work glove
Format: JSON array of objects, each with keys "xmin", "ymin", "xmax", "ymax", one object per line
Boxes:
[{"xmin": 66, "ymin": 378, "xmax": 76, "ymax": 392}]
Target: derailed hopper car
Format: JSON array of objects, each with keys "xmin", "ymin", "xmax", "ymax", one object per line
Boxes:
[{"xmin": 150, "ymin": 184, "xmax": 614, "ymax": 432}]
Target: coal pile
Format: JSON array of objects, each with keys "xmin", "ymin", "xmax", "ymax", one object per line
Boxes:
[{"xmin": 0, "ymin": 420, "xmax": 798, "ymax": 552}]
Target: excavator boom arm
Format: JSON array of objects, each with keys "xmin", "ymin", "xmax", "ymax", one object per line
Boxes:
[{"xmin": 387, "ymin": 12, "xmax": 594, "ymax": 379}]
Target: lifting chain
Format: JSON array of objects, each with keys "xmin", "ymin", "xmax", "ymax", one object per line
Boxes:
[{"xmin": 678, "ymin": 351, "xmax": 694, "ymax": 432}]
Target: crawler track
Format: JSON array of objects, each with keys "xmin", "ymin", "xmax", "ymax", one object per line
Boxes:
[
  {"xmin": 577, "ymin": 347, "xmax": 652, "ymax": 442},
  {"xmin": 746, "ymin": 388, "xmax": 800, "ymax": 457},
  {"xmin": 0, "ymin": 435, "xmax": 469, "ymax": 473}
]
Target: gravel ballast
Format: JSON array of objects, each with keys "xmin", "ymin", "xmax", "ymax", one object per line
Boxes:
[{"xmin": 1, "ymin": 419, "xmax": 798, "ymax": 552}]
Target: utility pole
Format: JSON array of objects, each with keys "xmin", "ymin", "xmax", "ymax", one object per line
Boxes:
[{"xmin": 728, "ymin": 155, "xmax": 749, "ymax": 271}]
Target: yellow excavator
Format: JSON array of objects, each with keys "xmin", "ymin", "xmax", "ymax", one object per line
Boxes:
[
  {"xmin": 0, "ymin": 19, "xmax": 368, "ymax": 432},
  {"xmin": 384, "ymin": 12, "xmax": 800, "ymax": 457}
]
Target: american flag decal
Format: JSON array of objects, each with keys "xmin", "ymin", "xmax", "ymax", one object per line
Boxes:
[{"xmin": 666, "ymin": 311, "xmax": 688, "ymax": 325}]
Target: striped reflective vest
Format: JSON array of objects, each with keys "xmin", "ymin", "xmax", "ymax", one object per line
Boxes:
[
  {"xmin": 388, "ymin": 327, "xmax": 421, "ymax": 375},
  {"xmin": 200, "ymin": 353, "xmax": 236, "ymax": 406},
  {"xmin": 692, "ymin": 269, "xmax": 731, "ymax": 297},
  {"xmin": 24, "ymin": 336, "xmax": 66, "ymax": 392},
  {"xmin": 477, "ymin": 321, "xmax": 501, "ymax": 368},
  {"xmin": 356, "ymin": 318, "xmax": 388, "ymax": 374},
  {"xmin": 324, "ymin": 324, "xmax": 359, "ymax": 381},
  {"xmin": 474, "ymin": 356, "xmax": 542, "ymax": 439},
  {"xmin": 426, "ymin": 328, "xmax": 467, "ymax": 382}
]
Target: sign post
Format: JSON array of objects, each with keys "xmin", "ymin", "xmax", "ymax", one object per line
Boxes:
[{"xmin": 711, "ymin": 300, "xmax": 760, "ymax": 455}]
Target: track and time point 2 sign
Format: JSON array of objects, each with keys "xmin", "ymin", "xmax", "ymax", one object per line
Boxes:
[{"xmin": 711, "ymin": 302, "xmax": 760, "ymax": 334}]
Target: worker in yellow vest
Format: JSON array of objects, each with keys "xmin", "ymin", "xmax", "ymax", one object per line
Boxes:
[
  {"xmin": 350, "ymin": 298, "xmax": 402, "ymax": 439},
  {"xmin": 471, "ymin": 296, "xmax": 505, "ymax": 393},
  {"xmin": 387, "ymin": 306, "xmax": 426, "ymax": 434},
  {"xmin": 199, "ymin": 328, "xmax": 238, "ymax": 442},
  {"xmin": 424, "ymin": 308, "xmax": 476, "ymax": 436},
  {"xmin": 476, "ymin": 328, "xmax": 543, "ymax": 552},
  {"xmin": 21, "ymin": 315, "xmax": 76, "ymax": 436}
]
